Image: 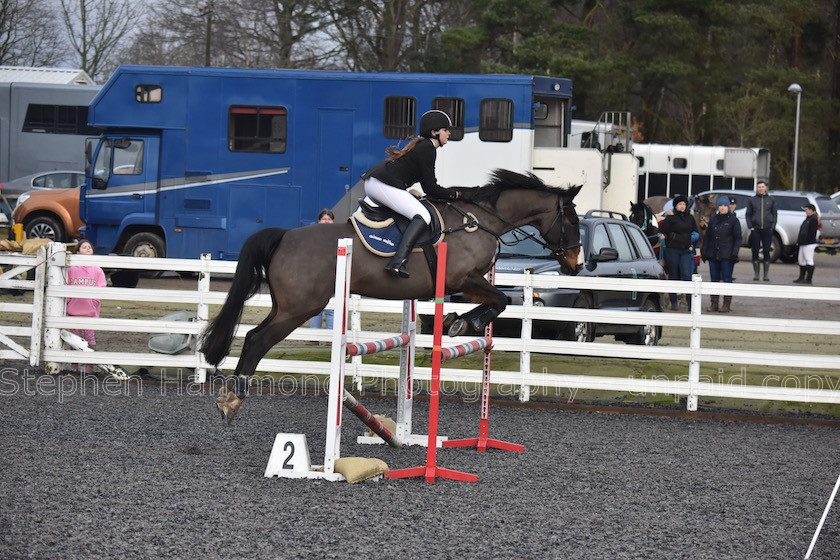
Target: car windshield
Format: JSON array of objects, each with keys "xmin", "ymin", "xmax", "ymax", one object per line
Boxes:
[
  {"xmin": 498, "ymin": 224, "xmax": 587, "ymax": 258},
  {"xmin": 499, "ymin": 226, "xmax": 550, "ymax": 257},
  {"xmin": 816, "ymin": 197, "xmax": 836, "ymax": 214}
]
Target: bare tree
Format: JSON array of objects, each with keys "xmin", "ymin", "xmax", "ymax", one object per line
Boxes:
[
  {"xmin": 0, "ymin": 0, "xmax": 68, "ymax": 67},
  {"xmin": 114, "ymin": 0, "xmax": 333, "ymax": 71},
  {"xmin": 59, "ymin": 0, "xmax": 142, "ymax": 82},
  {"xmin": 225, "ymin": 0, "xmax": 334, "ymax": 68},
  {"xmin": 325, "ymin": 0, "xmax": 447, "ymax": 72}
]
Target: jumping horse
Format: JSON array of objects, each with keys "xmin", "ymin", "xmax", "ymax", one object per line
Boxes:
[{"xmin": 201, "ymin": 169, "xmax": 583, "ymax": 423}]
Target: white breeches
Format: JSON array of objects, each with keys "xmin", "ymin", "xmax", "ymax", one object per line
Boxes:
[
  {"xmin": 364, "ymin": 177, "xmax": 431, "ymax": 224},
  {"xmin": 798, "ymin": 243, "xmax": 817, "ymax": 266}
]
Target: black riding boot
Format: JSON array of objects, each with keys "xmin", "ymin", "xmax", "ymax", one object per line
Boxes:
[
  {"xmin": 804, "ymin": 265, "xmax": 814, "ymax": 284},
  {"xmin": 386, "ymin": 215, "xmax": 426, "ymax": 278},
  {"xmin": 793, "ymin": 265, "xmax": 806, "ymax": 283}
]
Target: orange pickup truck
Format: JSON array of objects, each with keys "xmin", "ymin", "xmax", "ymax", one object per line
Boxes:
[{"xmin": 12, "ymin": 187, "xmax": 84, "ymax": 242}]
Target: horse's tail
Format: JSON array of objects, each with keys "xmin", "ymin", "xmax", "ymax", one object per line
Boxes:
[{"xmin": 201, "ymin": 228, "xmax": 288, "ymax": 366}]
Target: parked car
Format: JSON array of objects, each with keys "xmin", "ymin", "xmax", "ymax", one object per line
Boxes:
[
  {"xmin": 12, "ymin": 187, "xmax": 84, "ymax": 242},
  {"xmin": 695, "ymin": 189, "xmax": 840, "ymax": 261},
  {"xmin": 423, "ymin": 211, "xmax": 665, "ymax": 345},
  {"xmin": 1, "ymin": 170, "xmax": 85, "ymax": 197}
]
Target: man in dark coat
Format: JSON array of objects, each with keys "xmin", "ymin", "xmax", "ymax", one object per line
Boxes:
[{"xmin": 745, "ymin": 181, "xmax": 777, "ymax": 281}]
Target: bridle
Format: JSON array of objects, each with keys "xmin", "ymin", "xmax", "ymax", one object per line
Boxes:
[
  {"xmin": 441, "ymin": 192, "xmax": 581, "ymax": 258},
  {"xmin": 633, "ymin": 204, "xmax": 660, "ymax": 244}
]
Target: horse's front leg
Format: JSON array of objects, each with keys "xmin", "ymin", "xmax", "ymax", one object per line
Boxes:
[{"xmin": 447, "ymin": 274, "xmax": 507, "ymax": 337}]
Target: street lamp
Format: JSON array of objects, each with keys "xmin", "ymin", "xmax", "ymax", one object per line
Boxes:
[{"xmin": 788, "ymin": 83, "xmax": 802, "ymax": 191}]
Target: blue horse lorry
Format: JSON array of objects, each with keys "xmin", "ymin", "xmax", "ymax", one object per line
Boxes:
[{"xmin": 80, "ymin": 65, "xmax": 637, "ymax": 260}]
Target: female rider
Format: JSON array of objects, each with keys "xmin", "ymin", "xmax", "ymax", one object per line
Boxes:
[{"xmin": 362, "ymin": 110, "xmax": 462, "ymax": 278}]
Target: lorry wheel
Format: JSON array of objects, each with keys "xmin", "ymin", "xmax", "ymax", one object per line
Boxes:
[
  {"xmin": 124, "ymin": 232, "xmax": 165, "ymax": 278},
  {"xmin": 25, "ymin": 216, "xmax": 65, "ymax": 242}
]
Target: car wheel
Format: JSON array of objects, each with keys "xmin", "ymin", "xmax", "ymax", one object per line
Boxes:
[
  {"xmin": 779, "ymin": 247, "xmax": 798, "ymax": 264},
  {"xmin": 25, "ymin": 216, "xmax": 64, "ymax": 242},
  {"xmin": 627, "ymin": 299, "xmax": 660, "ymax": 346},
  {"xmin": 570, "ymin": 293, "xmax": 593, "ymax": 343},
  {"xmin": 124, "ymin": 232, "xmax": 165, "ymax": 278},
  {"xmin": 770, "ymin": 233, "xmax": 782, "ymax": 263}
]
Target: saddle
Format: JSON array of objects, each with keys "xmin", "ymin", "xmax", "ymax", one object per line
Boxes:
[{"xmin": 350, "ymin": 198, "xmax": 445, "ymax": 257}]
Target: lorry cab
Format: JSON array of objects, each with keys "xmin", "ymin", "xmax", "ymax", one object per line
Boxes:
[{"xmin": 83, "ymin": 135, "xmax": 162, "ymax": 257}]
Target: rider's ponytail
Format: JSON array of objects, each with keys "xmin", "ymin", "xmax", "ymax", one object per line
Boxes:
[{"xmin": 385, "ymin": 136, "xmax": 423, "ymax": 160}]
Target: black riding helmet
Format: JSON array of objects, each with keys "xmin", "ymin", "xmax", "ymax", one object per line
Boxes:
[{"xmin": 419, "ymin": 110, "xmax": 452, "ymax": 138}]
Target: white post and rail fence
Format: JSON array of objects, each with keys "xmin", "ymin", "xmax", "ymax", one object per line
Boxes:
[{"xmin": 1, "ymin": 242, "xmax": 839, "ymax": 412}]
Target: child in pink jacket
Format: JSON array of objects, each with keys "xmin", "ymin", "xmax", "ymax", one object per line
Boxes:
[{"xmin": 65, "ymin": 240, "xmax": 106, "ymax": 347}]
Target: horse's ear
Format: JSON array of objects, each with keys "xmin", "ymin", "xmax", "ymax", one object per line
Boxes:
[{"xmin": 567, "ymin": 184, "xmax": 583, "ymax": 199}]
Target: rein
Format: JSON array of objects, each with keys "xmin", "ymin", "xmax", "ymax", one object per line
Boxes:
[{"xmin": 437, "ymin": 194, "xmax": 580, "ymax": 258}]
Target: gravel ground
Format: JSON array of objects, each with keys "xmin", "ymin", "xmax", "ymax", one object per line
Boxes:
[{"xmin": 1, "ymin": 371, "xmax": 838, "ymax": 560}]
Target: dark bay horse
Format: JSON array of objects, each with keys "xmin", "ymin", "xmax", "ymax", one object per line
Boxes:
[
  {"xmin": 201, "ymin": 169, "xmax": 582, "ymax": 423},
  {"xmin": 629, "ymin": 200, "xmax": 660, "ymax": 254}
]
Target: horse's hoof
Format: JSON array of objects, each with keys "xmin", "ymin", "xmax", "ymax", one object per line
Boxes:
[
  {"xmin": 448, "ymin": 318, "xmax": 469, "ymax": 337},
  {"xmin": 442, "ymin": 312, "xmax": 458, "ymax": 332},
  {"xmin": 216, "ymin": 387, "xmax": 243, "ymax": 425}
]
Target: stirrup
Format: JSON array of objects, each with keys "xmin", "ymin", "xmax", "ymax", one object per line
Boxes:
[{"xmin": 386, "ymin": 259, "xmax": 410, "ymax": 278}]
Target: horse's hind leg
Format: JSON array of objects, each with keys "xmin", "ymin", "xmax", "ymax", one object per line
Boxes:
[{"xmin": 217, "ymin": 314, "xmax": 308, "ymax": 425}]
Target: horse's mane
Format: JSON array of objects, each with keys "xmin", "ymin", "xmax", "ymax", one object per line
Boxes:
[{"xmin": 455, "ymin": 169, "xmax": 571, "ymax": 206}]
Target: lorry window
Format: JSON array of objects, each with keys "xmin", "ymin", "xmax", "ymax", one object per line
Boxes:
[
  {"xmin": 22, "ymin": 104, "xmax": 98, "ymax": 135},
  {"xmin": 383, "ymin": 96, "xmax": 416, "ymax": 139},
  {"xmin": 113, "ymin": 140, "xmax": 144, "ymax": 175},
  {"xmin": 432, "ymin": 97, "xmax": 464, "ymax": 141},
  {"xmin": 135, "ymin": 84, "xmax": 162, "ymax": 103},
  {"xmin": 228, "ymin": 106, "xmax": 287, "ymax": 153},
  {"xmin": 93, "ymin": 142, "xmax": 112, "ymax": 186},
  {"xmin": 479, "ymin": 98, "xmax": 513, "ymax": 142}
]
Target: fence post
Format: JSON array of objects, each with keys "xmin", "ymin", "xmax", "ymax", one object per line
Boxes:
[
  {"xmin": 195, "ymin": 253, "xmax": 211, "ymax": 383},
  {"xmin": 519, "ymin": 271, "xmax": 533, "ymax": 402},
  {"xmin": 686, "ymin": 274, "xmax": 703, "ymax": 411},
  {"xmin": 28, "ymin": 246, "xmax": 48, "ymax": 366},
  {"xmin": 43, "ymin": 242, "xmax": 67, "ymax": 374}
]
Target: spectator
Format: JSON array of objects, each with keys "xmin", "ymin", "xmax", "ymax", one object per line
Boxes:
[
  {"xmin": 794, "ymin": 204, "xmax": 819, "ymax": 284},
  {"xmin": 701, "ymin": 197, "xmax": 742, "ymax": 313},
  {"xmin": 310, "ymin": 209, "xmax": 335, "ymax": 331},
  {"xmin": 745, "ymin": 181, "xmax": 777, "ymax": 281},
  {"xmin": 659, "ymin": 194, "xmax": 699, "ymax": 311},
  {"xmin": 65, "ymin": 240, "xmax": 106, "ymax": 369}
]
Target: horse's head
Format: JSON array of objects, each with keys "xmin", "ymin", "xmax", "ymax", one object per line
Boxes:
[
  {"xmin": 694, "ymin": 195, "xmax": 715, "ymax": 233},
  {"xmin": 476, "ymin": 169, "xmax": 582, "ymax": 274},
  {"xmin": 629, "ymin": 201, "xmax": 646, "ymax": 227},
  {"xmin": 539, "ymin": 184, "xmax": 582, "ymax": 275}
]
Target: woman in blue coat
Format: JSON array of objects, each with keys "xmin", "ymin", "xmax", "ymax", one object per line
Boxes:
[{"xmin": 701, "ymin": 196, "xmax": 742, "ymax": 312}]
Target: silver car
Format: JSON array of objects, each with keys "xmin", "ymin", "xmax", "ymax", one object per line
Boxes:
[{"xmin": 1, "ymin": 170, "xmax": 85, "ymax": 198}]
